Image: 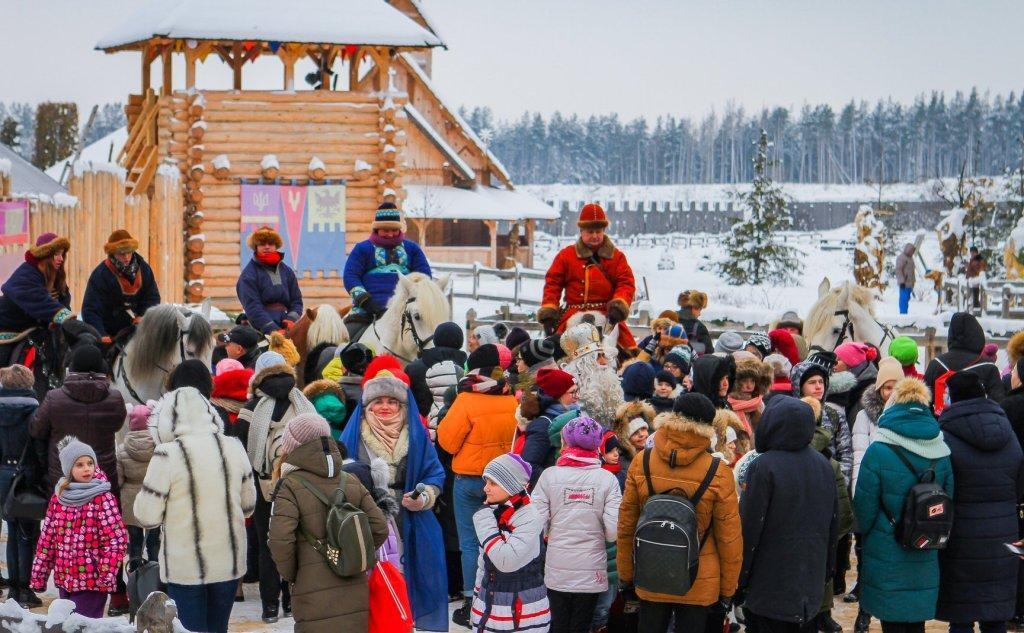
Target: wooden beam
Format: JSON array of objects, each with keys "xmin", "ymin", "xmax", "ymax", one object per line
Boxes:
[
  {"xmin": 231, "ymin": 42, "xmax": 243, "ymax": 89},
  {"xmin": 484, "ymin": 219, "xmax": 497, "ymax": 268},
  {"xmin": 184, "ymin": 47, "xmax": 197, "ymax": 90},
  {"xmin": 161, "ymin": 46, "xmax": 172, "ymax": 96},
  {"xmin": 348, "ymin": 47, "xmax": 362, "ymax": 90},
  {"xmin": 141, "ymin": 46, "xmax": 151, "ymax": 91},
  {"xmin": 322, "ymin": 46, "xmax": 339, "ymax": 91}
]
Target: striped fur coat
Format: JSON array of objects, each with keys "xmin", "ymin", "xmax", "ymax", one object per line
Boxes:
[{"xmin": 134, "ymin": 387, "xmax": 257, "ymax": 585}]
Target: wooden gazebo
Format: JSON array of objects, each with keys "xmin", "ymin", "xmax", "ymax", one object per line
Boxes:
[{"xmin": 96, "ymin": 0, "xmax": 442, "ymax": 310}]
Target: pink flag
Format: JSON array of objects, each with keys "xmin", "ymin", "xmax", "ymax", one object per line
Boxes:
[{"xmin": 279, "ymin": 186, "xmax": 307, "ymax": 268}]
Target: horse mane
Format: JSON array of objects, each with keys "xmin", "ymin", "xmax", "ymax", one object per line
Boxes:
[
  {"xmin": 307, "ymin": 305, "xmax": 347, "ymax": 348},
  {"xmin": 125, "ymin": 305, "xmax": 212, "ymax": 381},
  {"xmin": 378, "ymin": 272, "xmax": 448, "ymax": 350},
  {"xmin": 804, "ymin": 281, "xmax": 877, "ymax": 344}
]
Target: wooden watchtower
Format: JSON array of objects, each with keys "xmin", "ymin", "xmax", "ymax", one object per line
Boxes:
[{"xmin": 96, "ymin": 0, "xmax": 443, "ymax": 310}]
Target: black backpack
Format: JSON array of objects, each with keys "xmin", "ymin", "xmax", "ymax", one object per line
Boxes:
[
  {"xmin": 881, "ymin": 444, "xmax": 953, "ymax": 550},
  {"xmin": 632, "ymin": 449, "xmax": 719, "ymax": 597}
]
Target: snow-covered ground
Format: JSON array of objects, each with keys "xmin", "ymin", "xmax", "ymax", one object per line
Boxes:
[{"xmin": 456, "ymin": 223, "xmax": 1024, "ymax": 337}]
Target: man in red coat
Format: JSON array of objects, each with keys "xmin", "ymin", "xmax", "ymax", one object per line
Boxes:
[{"xmin": 538, "ymin": 203, "xmax": 637, "ymax": 351}]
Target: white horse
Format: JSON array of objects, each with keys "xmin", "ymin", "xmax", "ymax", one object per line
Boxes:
[
  {"xmin": 804, "ymin": 277, "xmax": 895, "ymax": 353},
  {"xmin": 356, "ymin": 272, "xmax": 451, "ymax": 365},
  {"xmin": 113, "ymin": 303, "xmax": 214, "ymax": 405}
]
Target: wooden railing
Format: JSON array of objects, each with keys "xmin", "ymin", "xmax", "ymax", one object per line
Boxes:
[{"xmin": 119, "ymin": 89, "xmax": 160, "ymax": 196}]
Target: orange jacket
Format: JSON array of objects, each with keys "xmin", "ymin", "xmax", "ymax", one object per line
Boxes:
[
  {"xmin": 616, "ymin": 412, "xmax": 743, "ymax": 606},
  {"xmin": 542, "ymin": 237, "xmax": 637, "ymax": 347},
  {"xmin": 437, "ymin": 391, "xmax": 518, "ymax": 476}
]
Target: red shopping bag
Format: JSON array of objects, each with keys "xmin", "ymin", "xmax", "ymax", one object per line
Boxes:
[{"xmin": 368, "ymin": 561, "xmax": 414, "ymax": 633}]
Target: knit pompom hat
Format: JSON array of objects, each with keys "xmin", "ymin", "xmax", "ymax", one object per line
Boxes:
[
  {"xmin": 483, "ymin": 452, "xmax": 532, "ymax": 496},
  {"xmin": 361, "ymin": 370, "xmax": 408, "ymax": 406},
  {"xmin": 58, "ymin": 435, "xmax": 96, "ymax": 478},
  {"xmin": 745, "ymin": 332, "xmax": 772, "ymax": 358},
  {"xmin": 269, "ymin": 331, "xmax": 300, "ymax": 366},
  {"xmin": 371, "ymin": 202, "xmax": 405, "ymax": 232},
  {"xmin": 25, "ymin": 232, "xmax": 70, "ymax": 264},
  {"xmin": 246, "ymin": 225, "xmax": 283, "ymax": 250},
  {"xmin": 562, "ymin": 415, "xmax": 603, "ymax": 451},
  {"xmin": 281, "ymin": 413, "xmax": 333, "ymax": 455},
  {"xmin": 835, "ymin": 342, "xmax": 878, "ymax": 369},
  {"xmin": 129, "ymin": 404, "xmax": 151, "ymax": 432},
  {"xmin": 104, "ymin": 229, "xmax": 139, "ymax": 255},
  {"xmin": 254, "ymin": 351, "xmax": 287, "ymax": 374},
  {"xmin": 0, "ymin": 364, "xmax": 34, "ymax": 390},
  {"xmin": 519, "ymin": 336, "xmax": 557, "ymax": 368}
]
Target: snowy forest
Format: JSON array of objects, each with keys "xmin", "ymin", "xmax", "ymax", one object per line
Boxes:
[
  {"xmin": 462, "ymin": 88, "xmax": 1024, "ymax": 186},
  {"xmin": 0, "ymin": 101, "xmax": 124, "ymax": 167}
]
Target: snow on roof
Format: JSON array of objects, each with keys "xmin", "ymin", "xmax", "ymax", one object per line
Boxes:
[
  {"xmin": 403, "ymin": 104, "xmax": 475, "ymax": 181},
  {"xmin": 45, "ymin": 126, "xmax": 126, "ymax": 181},
  {"xmin": 398, "ymin": 53, "xmax": 511, "ymax": 184},
  {"xmin": 0, "ymin": 144, "xmax": 66, "ymax": 197},
  {"xmin": 409, "ymin": 0, "xmax": 445, "ymax": 43},
  {"xmin": 404, "ymin": 184, "xmax": 558, "ymax": 221},
  {"xmin": 97, "ymin": 0, "xmax": 444, "ymax": 50}
]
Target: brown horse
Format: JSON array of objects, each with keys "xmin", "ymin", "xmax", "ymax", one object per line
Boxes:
[{"xmin": 285, "ymin": 304, "xmax": 348, "ymax": 385}]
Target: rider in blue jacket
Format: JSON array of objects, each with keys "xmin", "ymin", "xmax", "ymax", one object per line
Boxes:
[
  {"xmin": 81, "ymin": 230, "xmax": 160, "ymax": 341},
  {"xmin": 236, "ymin": 226, "xmax": 303, "ymax": 335},
  {"xmin": 343, "ymin": 203, "xmax": 431, "ymax": 324}
]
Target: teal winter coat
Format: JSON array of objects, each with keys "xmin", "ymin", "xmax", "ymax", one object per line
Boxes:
[{"xmin": 853, "ymin": 398, "xmax": 954, "ymax": 623}]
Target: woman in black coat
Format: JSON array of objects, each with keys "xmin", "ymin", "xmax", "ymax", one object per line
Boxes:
[
  {"xmin": 924, "ymin": 312, "xmax": 1005, "ymax": 403},
  {"xmin": 938, "ymin": 372, "xmax": 1024, "ymax": 630}
]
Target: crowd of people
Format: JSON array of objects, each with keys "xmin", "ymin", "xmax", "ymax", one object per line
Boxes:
[{"xmin": 0, "ymin": 201, "xmax": 1022, "ymax": 633}]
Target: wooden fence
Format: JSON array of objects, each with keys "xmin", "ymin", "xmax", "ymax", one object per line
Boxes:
[{"xmin": 23, "ymin": 168, "xmax": 185, "ymax": 311}]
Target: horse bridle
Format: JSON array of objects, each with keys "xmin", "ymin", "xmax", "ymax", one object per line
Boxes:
[
  {"xmin": 823, "ymin": 308, "xmax": 897, "ymax": 353},
  {"xmin": 117, "ymin": 316, "xmax": 194, "ymax": 402},
  {"xmin": 371, "ymin": 296, "xmax": 433, "ymax": 363}
]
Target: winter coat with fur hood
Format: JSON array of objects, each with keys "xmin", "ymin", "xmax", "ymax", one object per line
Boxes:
[
  {"xmin": 134, "ymin": 387, "xmax": 257, "ymax": 585},
  {"xmin": 616, "ymin": 410, "xmax": 743, "ymax": 606},
  {"xmin": 116, "ymin": 429, "xmax": 155, "ymax": 527},
  {"xmin": 852, "ymin": 384, "xmax": 885, "ymax": 493},
  {"xmin": 269, "ymin": 438, "xmax": 388, "ymax": 633},
  {"xmin": 302, "ymin": 380, "xmax": 348, "ymax": 439},
  {"xmin": 30, "ymin": 371, "xmax": 126, "ymax": 495},
  {"xmin": 533, "ymin": 458, "xmax": 621, "ymax": 593}
]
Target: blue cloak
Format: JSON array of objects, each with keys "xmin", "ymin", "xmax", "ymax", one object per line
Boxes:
[{"xmin": 340, "ymin": 392, "xmax": 448, "ymax": 631}]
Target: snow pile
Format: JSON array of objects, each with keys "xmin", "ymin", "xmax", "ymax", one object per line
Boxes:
[
  {"xmin": 190, "ymin": 120, "xmax": 207, "ymax": 131},
  {"xmin": 72, "ymin": 160, "xmax": 125, "ymax": 179},
  {"xmin": 354, "ymin": 159, "xmax": 372, "ymax": 173},
  {"xmin": 46, "ymin": 127, "xmax": 127, "ymax": 181},
  {"xmin": 212, "ymin": 154, "xmax": 231, "ymax": 170},
  {"xmin": 260, "ymin": 154, "xmax": 279, "ymax": 171},
  {"xmin": 308, "ymin": 156, "xmax": 325, "ymax": 171},
  {"xmin": 51, "ymin": 193, "xmax": 78, "ymax": 208},
  {"xmin": 937, "ymin": 207, "xmax": 969, "ymax": 240},
  {"xmin": 157, "ymin": 162, "xmax": 182, "ymax": 180},
  {"xmin": 0, "ymin": 597, "xmax": 137, "ymax": 632},
  {"xmin": 0, "ymin": 158, "xmax": 11, "ymax": 177}
]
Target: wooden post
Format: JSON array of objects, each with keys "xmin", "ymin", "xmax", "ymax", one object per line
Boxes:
[
  {"xmin": 484, "ymin": 220, "xmax": 497, "ymax": 268},
  {"xmin": 141, "ymin": 46, "xmax": 151, "ymax": 91},
  {"xmin": 348, "ymin": 47, "xmax": 362, "ymax": 90},
  {"xmin": 161, "ymin": 45, "xmax": 172, "ymax": 96},
  {"xmin": 232, "ymin": 42, "xmax": 243, "ymax": 89},
  {"xmin": 185, "ymin": 47, "xmax": 196, "ymax": 90},
  {"xmin": 283, "ymin": 54, "xmax": 294, "ymax": 91},
  {"xmin": 525, "ymin": 219, "xmax": 535, "ymax": 268}
]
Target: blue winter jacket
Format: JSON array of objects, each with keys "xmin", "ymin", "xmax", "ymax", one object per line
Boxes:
[
  {"xmin": 343, "ymin": 239, "xmax": 431, "ymax": 310},
  {"xmin": 81, "ymin": 256, "xmax": 161, "ymax": 337},
  {"xmin": 937, "ymin": 397, "xmax": 1024, "ymax": 623},
  {"xmin": 236, "ymin": 258, "xmax": 303, "ymax": 334},
  {"xmin": 0, "ymin": 262, "xmax": 71, "ymax": 332},
  {"xmin": 854, "ymin": 400, "xmax": 954, "ymax": 623}
]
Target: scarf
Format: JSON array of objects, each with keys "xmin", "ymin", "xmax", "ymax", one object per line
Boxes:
[
  {"xmin": 111, "ymin": 253, "xmax": 139, "ymax": 282},
  {"xmin": 494, "ymin": 492, "xmax": 530, "ymax": 531},
  {"xmin": 255, "ymin": 251, "xmax": 283, "ymax": 266},
  {"xmin": 56, "ymin": 477, "xmax": 111, "ymax": 508},
  {"xmin": 875, "ymin": 427, "xmax": 951, "ymax": 460},
  {"xmin": 370, "ymin": 231, "xmax": 405, "ymax": 248},
  {"xmin": 364, "ymin": 405, "xmax": 406, "ymax": 454},
  {"xmin": 557, "ymin": 445, "xmax": 601, "ymax": 468},
  {"xmin": 727, "ymin": 395, "xmax": 763, "ymax": 432},
  {"xmin": 104, "ymin": 257, "xmax": 143, "ymax": 296},
  {"xmin": 458, "ymin": 369, "xmax": 506, "ymax": 396},
  {"xmin": 602, "ymin": 460, "xmax": 621, "ymax": 475},
  {"xmin": 246, "ymin": 388, "xmax": 316, "ymax": 476}
]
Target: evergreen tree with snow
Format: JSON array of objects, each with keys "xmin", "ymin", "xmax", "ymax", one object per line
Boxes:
[
  {"xmin": 711, "ymin": 129, "xmax": 803, "ymax": 285},
  {"xmin": 0, "ymin": 117, "xmax": 19, "ymax": 151}
]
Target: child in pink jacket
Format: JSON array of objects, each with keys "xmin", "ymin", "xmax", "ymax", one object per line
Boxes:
[{"xmin": 30, "ymin": 435, "xmax": 128, "ymax": 618}]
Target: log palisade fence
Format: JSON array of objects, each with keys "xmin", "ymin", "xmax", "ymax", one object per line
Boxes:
[
  {"xmin": 27, "ymin": 167, "xmax": 184, "ymax": 313},
  {"xmin": 158, "ymin": 88, "xmax": 407, "ymax": 312}
]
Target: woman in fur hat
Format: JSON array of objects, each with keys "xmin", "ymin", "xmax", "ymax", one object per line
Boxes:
[
  {"xmin": 81, "ymin": 229, "xmax": 160, "ymax": 342},
  {"xmin": 0, "ymin": 233, "xmax": 73, "ymax": 352},
  {"xmin": 728, "ymin": 358, "xmax": 774, "ymax": 433},
  {"xmin": 676, "ymin": 290, "xmax": 713, "ymax": 355},
  {"xmin": 339, "ymin": 365, "xmax": 448, "ymax": 631},
  {"xmin": 236, "ymin": 225, "xmax": 303, "ymax": 335}
]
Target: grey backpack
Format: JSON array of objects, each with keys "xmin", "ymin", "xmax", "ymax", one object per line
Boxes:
[{"xmin": 632, "ymin": 450, "xmax": 719, "ymax": 597}]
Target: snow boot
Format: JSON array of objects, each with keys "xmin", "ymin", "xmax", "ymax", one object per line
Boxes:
[
  {"xmin": 452, "ymin": 596, "xmax": 472, "ymax": 628},
  {"xmin": 854, "ymin": 609, "xmax": 871, "ymax": 633},
  {"xmin": 107, "ymin": 591, "xmax": 130, "ymax": 617},
  {"xmin": 262, "ymin": 603, "xmax": 279, "ymax": 624},
  {"xmin": 18, "ymin": 588, "xmax": 42, "ymax": 609},
  {"xmin": 817, "ymin": 611, "xmax": 842, "ymax": 633}
]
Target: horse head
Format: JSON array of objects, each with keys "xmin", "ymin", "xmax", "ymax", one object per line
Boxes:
[
  {"xmin": 120, "ymin": 305, "xmax": 213, "ymax": 403},
  {"xmin": 806, "ymin": 277, "xmax": 889, "ymax": 352}
]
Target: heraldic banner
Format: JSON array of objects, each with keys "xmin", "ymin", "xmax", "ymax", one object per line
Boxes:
[
  {"xmin": 239, "ymin": 183, "xmax": 347, "ymax": 274},
  {"xmin": 0, "ymin": 201, "xmax": 30, "ymax": 281}
]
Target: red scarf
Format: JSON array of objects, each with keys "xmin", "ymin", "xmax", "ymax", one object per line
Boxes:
[
  {"xmin": 103, "ymin": 258, "xmax": 142, "ymax": 296},
  {"xmin": 727, "ymin": 394, "xmax": 763, "ymax": 434},
  {"xmin": 495, "ymin": 492, "xmax": 530, "ymax": 531},
  {"xmin": 557, "ymin": 446, "xmax": 601, "ymax": 468},
  {"xmin": 601, "ymin": 460, "xmax": 621, "ymax": 475},
  {"xmin": 255, "ymin": 251, "xmax": 283, "ymax": 266}
]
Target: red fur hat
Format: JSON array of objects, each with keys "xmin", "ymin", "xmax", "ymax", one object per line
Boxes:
[
  {"xmin": 768, "ymin": 329, "xmax": 801, "ymax": 367},
  {"xmin": 361, "ymin": 355, "xmax": 410, "ymax": 387},
  {"xmin": 577, "ymin": 203, "xmax": 608, "ymax": 230}
]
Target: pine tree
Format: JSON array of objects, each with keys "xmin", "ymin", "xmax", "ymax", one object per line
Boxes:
[
  {"xmin": 0, "ymin": 117, "xmax": 19, "ymax": 150},
  {"xmin": 32, "ymin": 102, "xmax": 78, "ymax": 170},
  {"xmin": 710, "ymin": 129, "xmax": 803, "ymax": 285}
]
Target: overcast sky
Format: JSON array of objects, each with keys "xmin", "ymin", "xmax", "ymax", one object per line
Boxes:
[{"xmin": 3, "ymin": 0, "xmax": 1022, "ymax": 123}]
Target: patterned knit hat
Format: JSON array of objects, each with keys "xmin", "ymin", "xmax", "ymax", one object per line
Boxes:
[
  {"xmin": 745, "ymin": 332, "xmax": 772, "ymax": 358},
  {"xmin": 504, "ymin": 327, "xmax": 530, "ymax": 352},
  {"xmin": 58, "ymin": 435, "xmax": 97, "ymax": 478},
  {"xmin": 562, "ymin": 415, "xmax": 603, "ymax": 451},
  {"xmin": 246, "ymin": 225, "xmax": 283, "ymax": 250},
  {"xmin": 104, "ymin": 229, "xmax": 139, "ymax": 255},
  {"xmin": 483, "ymin": 452, "xmax": 532, "ymax": 496},
  {"xmin": 281, "ymin": 412, "xmax": 333, "ymax": 455},
  {"xmin": 520, "ymin": 336, "xmax": 557, "ymax": 368},
  {"xmin": 371, "ymin": 202, "xmax": 405, "ymax": 232}
]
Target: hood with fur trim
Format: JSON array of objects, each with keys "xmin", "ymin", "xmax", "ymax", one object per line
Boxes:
[
  {"xmin": 733, "ymin": 358, "xmax": 773, "ymax": 397},
  {"xmin": 713, "ymin": 408, "xmax": 750, "ymax": 460},
  {"xmin": 652, "ymin": 411, "xmax": 717, "ymax": 467},
  {"xmin": 302, "ymin": 379, "xmax": 345, "ymax": 402},
  {"xmin": 858, "ymin": 382, "xmax": 885, "ymax": 424},
  {"xmin": 614, "ymin": 399, "xmax": 656, "ymax": 457},
  {"xmin": 1009, "ymin": 330, "xmax": 1024, "ymax": 367},
  {"xmin": 252, "ymin": 363, "xmax": 297, "ymax": 399},
  {"xmin": 889, "ymin": 377, "xmax": 931, "ymax": 407},
  {"xmin": 153, "ymin": 387, "xmax": 224, "ymax": 443}
]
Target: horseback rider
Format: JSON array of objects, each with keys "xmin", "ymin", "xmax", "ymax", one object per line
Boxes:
[
  {"xmin": 0, "ymin": 233, "xmax": 73, "ymax": 366},
  {"xmin": 538, "ymin": 203, "xmax": 637, "ymax": 351},
  {"xmin": 236, "ymin": 226, "xmax": 303, "ymax": 335},
  {"xmin": 81, "ymin": 230, "xmax": 160, "ymax": 344},
  {"xmin": 343, "ymin": 202, "xmax": 431, "ymax": 332}
]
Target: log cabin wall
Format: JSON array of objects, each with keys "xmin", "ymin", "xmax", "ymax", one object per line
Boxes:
[{"xmin": 157, "ymin": 89, "xmax": 408, "ymax": 312}]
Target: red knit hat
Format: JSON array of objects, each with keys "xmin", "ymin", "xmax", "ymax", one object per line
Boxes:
[
  {"xmin": 768, "ymin": 329, "xmax": 801, "ymax": 367},
  {"xmin": 535, "ymin": 368, "xmax": 577, "ymax": 399},
  {"xmin": 361, "ymin": 355, "xmax": 410, "ymax": 387},
  {"xmin": 577, "ymin": 203, "xmax": 608, "ymax": 230}
]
